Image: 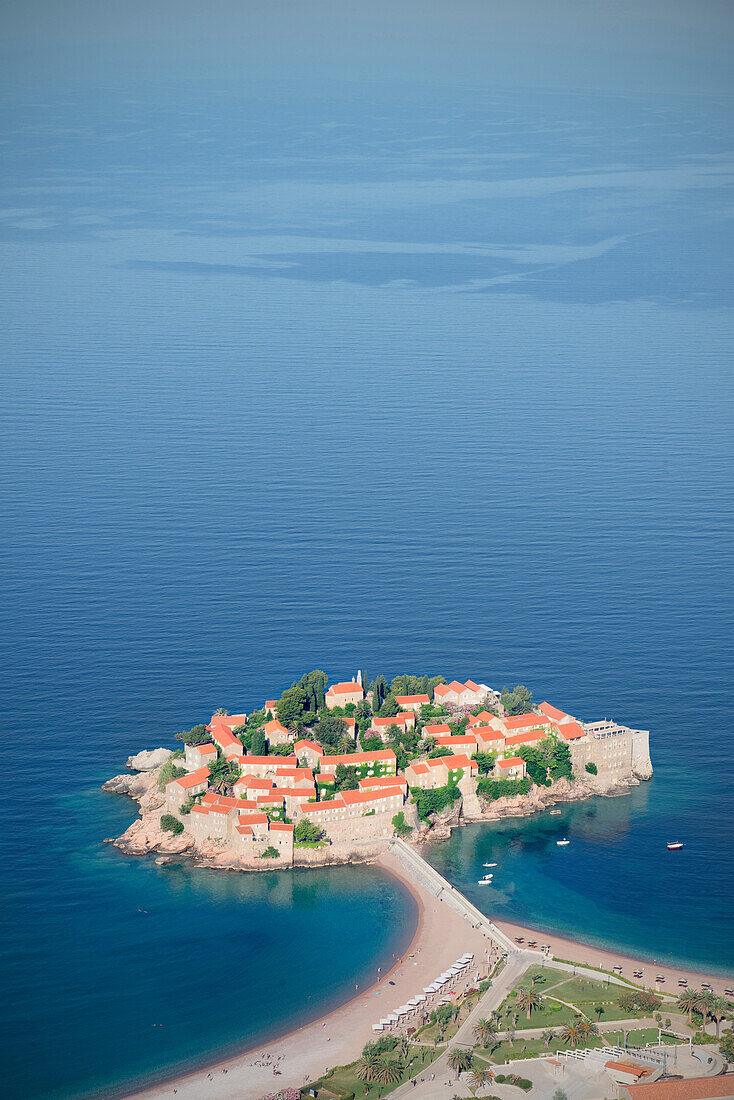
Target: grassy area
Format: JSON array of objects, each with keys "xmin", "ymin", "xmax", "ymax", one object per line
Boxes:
[
  {"xmin": 309, "ymin": 1044, "xmax": 440, "ymax": 1098},
  {"xmin": 605, "ymin": 1028, "xmax": 680, "ymax": 1047},
  {"xmin": 517, "ymin": 965, "xmax": 571, "ymax": 989},
  {"xmin": 498, "ymin": 966, "xmax": 661, "ymax": 1031},
  {"xmin": 479, "ymin": 1033, "xmax": 606, "ymax": 1064}
]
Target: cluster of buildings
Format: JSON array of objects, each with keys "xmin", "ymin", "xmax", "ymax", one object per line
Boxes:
[{"xmin": 162, "ymin": 676, "xmax": 651, "ymax": 864}]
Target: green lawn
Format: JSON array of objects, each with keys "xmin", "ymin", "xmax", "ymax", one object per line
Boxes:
[
  {"xmin": 311, "ymin": 1045, "xmax": 440, "ymax": 1098},
  {"xmin": 517, "ymin": 965, "xmax": 571, "ymax": 990},
  {"xmin": 500, "ymin": 967, "xmax": 660, "ymax": 1030},
  {"xmin": 479, "ymin": 1033, "xmax": 605, "ymax": 1064},
  {"xmin": 605, "ymin": 1028, "xmax": 679, "ymax": 1047}
]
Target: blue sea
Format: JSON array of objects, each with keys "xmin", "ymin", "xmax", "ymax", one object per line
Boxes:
[{"xmin": 2, "ymin": 8, "xmax": 734, "ymax": 1097}]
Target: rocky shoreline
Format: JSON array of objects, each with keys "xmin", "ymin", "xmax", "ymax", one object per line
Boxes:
[{"xmin": 103, "ymin": 751, "xmax": 647, "ymax": 871}]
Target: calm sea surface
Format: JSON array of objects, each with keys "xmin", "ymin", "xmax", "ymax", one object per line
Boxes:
[{"xmin": 1, "ymin": 74, "xmax": 733, "ymax": 1099}]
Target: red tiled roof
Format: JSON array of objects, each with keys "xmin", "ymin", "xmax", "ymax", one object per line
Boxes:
[
  {"xmin": 320, "ymin": 749, "xmax": 396, "ymax": 766},
  {"xmin": 168, "ymin": 766, "xmax": 210, "ymax": 789},
  {"xmin": 359, "ymin": 776, "xmax": 407, "ymax": 789},
  {"xmin": 326, "ymin": 682, "xmax": 363, "ymax": 695},
  {"xmin": 435, "ymin": 734, "xmax": 476, "ymax": 745},
  {"xmin": 301, "ymin": 798, "xmax": 346, "ymax": 814},
  {"xmin": 274, "ymin": 767, "xmax": 313, "ymax": 780},
  {"xmin": 294, "ymin": 739, "xmax": 324, "ymax": 754},
  {"xmin": 264, "ymin": 719, "xmax": 290, "ymax": 736},
  {"xmin": 235, "ymin": 775, "xmax": 273, "ymax": 789},
  {"xmin": 622, "ymin": 1076, "xmax": 734, "ymax": 1100},
  {"xmin": 426, "ymin": 753, "xmax": 474, "ymax": 770},
  {"xmin": 498, "ymin": 756, "xmax": 524, "ymax": 768},
  {"xmin": 556, "ymin": 721, "xmax": 585, "ymax": 740},
  {"xmin": 202, "ymin": 791, "xmax": 218, "ymax": 805},
  {"xmin": 539, "ymin": 701, "xmax": 570, "ymax": 722},
  {"xmin": 424, "ymin": 723, "xmax": 451, "ymax": 735},
  {"xmin": 221, "ymin": 714, "xmax": 247, "ymax": 728},
  {"xmin": 191, "ymin": 743, "xmax": 217, "ymax": 756},
  {"xmin": 408, "ymin": 762, "xmax": 429, "ymax": 775},
  {"xmin": 241, "ymin": 755, "xmax": 298, "ymax": 766},
  {"xmin": 396, "ymin": 694, "xmax": 430, "ymax": 705},
  {"xmin": 473, "ymin": 726, "xmax": 504, "ymax": 743},
  {"xmin": 237, "ymin": 813, "xmax": 268, "ymax": 825},
  {"xmin": 235, "ymin": 825, "xmax": 253, "ymax": 836},
  {"xmin": 505, "ymin": 731, "xmax": 545, "ymax": 746},
  {"xmin": 464, "ymin": 680, "xmax": 481, "ymax": 691},
  {"xmin": 372, "ymin": 713, "xmax": 411, "ymax": 727},
  {"xmin": 270, "ymin": 822, "xmax": 294, "ymax": 832},
  {"xmin": 339, "ymin": 787, "xmax": 402, "ymax": 806},
  {"xmin": 316, "ymin": 773, "xmax": 335, "ymax": 782},
  {"xmin": 503, "ymin": 713, "xmax": 550, "ymax": 730}
]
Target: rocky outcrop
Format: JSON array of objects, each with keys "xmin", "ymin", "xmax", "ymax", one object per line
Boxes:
[
  {"xmin": 102, "ymin": 768, "xmax": 161, "ymax": 801},
  {"xmin": 127, "ymin": 747, "xmax": 172, "ymax": 771}
]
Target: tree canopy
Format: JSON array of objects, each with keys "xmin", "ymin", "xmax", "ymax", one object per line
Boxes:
[
  {"xmin": 500, "ymin": 684, "xmax": 533, "ymax": 715},
  {"xmin": 174, "ymin": 723, "xmax": 210, "ymax": 745}
]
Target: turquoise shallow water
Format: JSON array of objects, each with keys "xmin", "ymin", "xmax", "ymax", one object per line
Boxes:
[{"xmin": 2, "ymin": 14, "xmax": 734, "ymax": 1099}]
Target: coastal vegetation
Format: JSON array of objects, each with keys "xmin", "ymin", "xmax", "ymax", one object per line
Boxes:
[
  {"xmin": 410, "ymin": 782, "xmax": 461, "ymax": 821},
  {"xmin": 157, "ymin": 759, "xmax": 186, "ymax": 791},
  {"xmin": 518, "ymin": 739, "xmax": 572, "ymax": 785},
  {"xmin": 499, "ymin": 685, "xmax": 533, "ymax": 715},
  {"xmin": 160, "ymin": 813, "xmax": 183, "ymax": 835},
  {"xmin": 391, "ymin": 811, "xmax": 413, "ymax": 837},
  {"xmin": 476, "ymin": 776, "xmax": 531, "ymax": 801}
]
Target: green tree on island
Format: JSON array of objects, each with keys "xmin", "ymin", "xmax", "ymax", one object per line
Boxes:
[
  {"xmin": 294, "ymin": 819, "xmax": 324, "ymax": 843},
  {"xmin": 174, "ymin": 723, "xmax": 210, "ymax": 746},
  {"xmin": 160, "ymin": 814, "xmax": 183, "ymax": 835},
  {"xmin": 207, "ymin": 755, "xmax": 240, "ymax": 794},
  {"xmin": 500, "ymin": 684, "xmax": 533, "ymax": 715}
]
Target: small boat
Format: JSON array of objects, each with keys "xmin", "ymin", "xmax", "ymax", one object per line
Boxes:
[
  {"xmin": 549, "ymin": 809, "xmax": 562, "ymax": 815},
  {"xmin": 557, "ymin": 838, "xmax": 570, "ymax": 846},
  {"xmin": 667, "ymin": 842, "xmax": 684, "ymax": 850},
  {"xmin": 477, "ymin": 879, "xmax": 493, "ymax": 886},
  {"xmin": 483, "ymin": 862, "xmax": 497, "ymax": 868}
]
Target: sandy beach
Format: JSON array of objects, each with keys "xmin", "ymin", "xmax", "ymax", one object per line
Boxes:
[
  {"xmin": 127, "ymin": 852, "xmax": 495, "ymax": 1100},
  {"xmin": 127, "ymin": 855, "xmax": 733, "ymax": 1100},
  {"xmin": 495, "ymin": 918, "xmax": 734, "ymax": 996}
]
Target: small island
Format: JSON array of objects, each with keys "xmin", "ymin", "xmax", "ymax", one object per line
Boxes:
[{"xmin": 104, "ymin": 669, "xmax": 653, "ymax": 870}]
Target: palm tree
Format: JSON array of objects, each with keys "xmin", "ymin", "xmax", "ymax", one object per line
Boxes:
[
  {"xmin": 515, "ymin": 988, "xmax": 543, "ymax": 1020},
  {"xmin": 560, "ymin": 1023, "xmax": 582, "ymax": 1048},
  {"xmin": 374, "ymin": 1058, "xmax": 404, "ymax": 1086},
  {"xmin": 542, "ymin": 1028, "xmax": 556, "ymax": 1046},
  {"xmin": 469, "ymin": 1067, "xmax": 493, "ymax": 1091},
  {"xmin": 709, "ymin": 998, "xmax": 729, "ymax": 1038},
  {"xmin": 576, "ymin": 1018, "xmax": 599, "ymax": 1042},
  {"xmin": 474, "ymin": 1018, "xmax": 497, "ymax": 1047},
  {"xmin": 678, "ymin": 989, "xmax": 698, "ymax": 1025},
  {"xmin": 447, "ymin": 1047, "xmax": 474, "ymax": 1073},
  {"xmin": 694, "ymin": 989, "xmax": 716, "ymax": 1032},
  {"xmin": 355, "ymin": 1053, "xmax": 382, "ymax": 1082},
  {"xmin": 207, "ymin": 755, "xmax": 239, "ymax": 794}
]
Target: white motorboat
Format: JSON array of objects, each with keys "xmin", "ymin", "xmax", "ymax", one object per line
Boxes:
[
  {"xmin": 556, "ymin": 838, "xmax": 570, "ymax": 846},
  {"xmin": 477, "ymin": 878, "xmax": 493, "ymax": 885},
  {"xmin": 667, "ymin": 841, "xmax": 684, "ymax": 850},
  {"xmin": 483, "ymin": 862, "xmax": 497, "ymax": 868}
]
